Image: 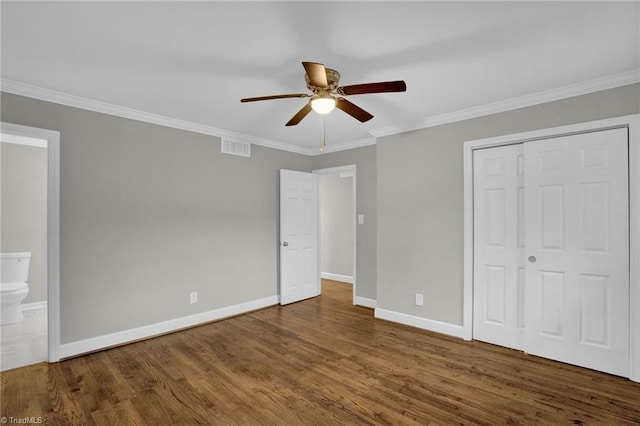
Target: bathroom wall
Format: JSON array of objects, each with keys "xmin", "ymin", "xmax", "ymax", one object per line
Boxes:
[
  {"xmin": 0, "ymin": 141, "xmax": 48, "ymax": 304},
  {"xmin": 1, "ymin": 92, "xmax": 312, "ymax": 344},
  {"xmin": 320, "ymin": 172, "xmax": 354, "ymax": 280}
]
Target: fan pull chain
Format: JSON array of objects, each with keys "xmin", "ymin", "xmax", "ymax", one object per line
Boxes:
[{"xmin": 320, "ymin": 115, "xmax": 326, "ymax": 152}]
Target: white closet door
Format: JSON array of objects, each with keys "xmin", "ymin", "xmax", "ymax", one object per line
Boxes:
[
  {"xmin": 524, "ymin": 128, "xmax": 629, "ymax": 377},
  {"xmin": 473, "ymin": 144, "xmax": 525, "ymax": 350}
]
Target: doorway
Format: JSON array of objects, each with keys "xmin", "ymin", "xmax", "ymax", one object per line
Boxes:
[
  {"xmin": 314, "ymin": 165, "xmax": 357, "ymax": 304},
  {"xmin": 0, "ymin": 122, "xmax": 60, "ymax": 366}
]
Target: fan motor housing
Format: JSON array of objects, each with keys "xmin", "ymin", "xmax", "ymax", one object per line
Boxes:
[{"xmin": 305, "ymin": 68, "xmax": 341, "ymax": 92}]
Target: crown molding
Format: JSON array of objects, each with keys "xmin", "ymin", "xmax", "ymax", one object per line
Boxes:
[
  {"xmin": 3, "ymin": 70, "xmax": 638, "ymax": 156},
  {"xmin": 0, "ymin": 79, "xmax": 314, "ymax": 156},
  {"xmin": 369, "ymin": 69, "xmax": 640, "ymax": 138}
]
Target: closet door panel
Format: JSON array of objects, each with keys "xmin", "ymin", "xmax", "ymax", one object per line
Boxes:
[
  {"xmin": 523, "ymin": 128, "xmax": 629, "ymax": 377},
  {"xmin": 473, "ymin": 144, "xmax": 524, "ymax": 350}
]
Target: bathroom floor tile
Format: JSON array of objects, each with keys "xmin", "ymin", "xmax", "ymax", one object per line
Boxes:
[{"xmin": 0, "ymin": 307, "xmax": 47, "ymax": 371}]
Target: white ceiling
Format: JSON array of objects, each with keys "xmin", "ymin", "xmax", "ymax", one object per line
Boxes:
[{"xmin": 1, "ymin": 1, "xmax": 639, "ymax": 154}]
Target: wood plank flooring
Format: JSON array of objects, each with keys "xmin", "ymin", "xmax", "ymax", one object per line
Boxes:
[{"xmin": 1, "ymin": 280, "xmax": 639, "ymax": 425}]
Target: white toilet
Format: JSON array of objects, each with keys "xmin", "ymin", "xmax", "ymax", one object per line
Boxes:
[{"xmin": 1, "ymin": 252, "xmax": 31, "ymax": 325}]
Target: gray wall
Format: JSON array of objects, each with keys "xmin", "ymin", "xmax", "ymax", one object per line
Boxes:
[
  {"xmin": 1, "ymin": 92, "xmax": 311, "ymax": 344},
  {"xmin": 3, "ymin": 81, "xmax": 635, "ymax": 342},
  {"xmin": 312, "ymin": 145, "xmax": 377, "ymax": 300},
  {"xmin": 1, "ymin": 142, "xmax": 47, "ymax": 303},
  {"xmin": 377, "ymin": 83, "xmax": 640, "ymax": 325},
  {"xmin": 320, "ymin": 173, "xmax": 353, "ymax": 278}
]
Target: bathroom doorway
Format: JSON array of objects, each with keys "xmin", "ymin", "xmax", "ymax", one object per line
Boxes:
[{"xmin": 1, "ymin": 122, "xmax": 60, "ymax": 369}]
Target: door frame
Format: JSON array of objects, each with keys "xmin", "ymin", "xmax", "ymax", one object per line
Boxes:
[
  {"xmin": 462, "ymin": 114, "xmax": 640, "ymax": 382},
  {"xmin": 1, "ymin": 122, "xmax": 61, "ymax": 362},
  {"xmin": 312, "ymin": 165, "xmax": 357, "ymax": 305}
]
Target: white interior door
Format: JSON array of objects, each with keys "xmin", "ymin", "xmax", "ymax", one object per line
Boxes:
[
  {"xmin": 280, "ymin": 169, "xmax": 319, "ymax": 305},
  {"xmin": 524, "ymin": 128, "xmax": 629, "ymax": 377},
  {"xmin": 473, "ymin": 144, "xmax": 525, "ymax": 350}
]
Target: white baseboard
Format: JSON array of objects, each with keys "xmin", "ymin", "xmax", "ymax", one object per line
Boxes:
[
  {"xmin": 59, "ymin": 295, "xmax": 279, "ymax": 359},
  {"xmin": 22, "ymin": 301, "xmax": 47, "ymax": 311},
  {"xmin": 354, "ymin": 296, "xmax": 376, "ymax": 309},
  {"xmin": 321, "ymin": 272, "xmax": 354, "ymax": 283},
  {"xmin": 374, "ymin": 308, "xmax": 465, "ymax": 339}
]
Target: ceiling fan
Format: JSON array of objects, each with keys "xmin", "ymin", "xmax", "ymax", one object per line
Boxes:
[{"xmin": 240, "ymin": 61, "xmax": 407, "ymax": 126}]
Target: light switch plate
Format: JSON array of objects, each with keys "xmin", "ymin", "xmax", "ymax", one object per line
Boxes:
[{"xmin": 358, "ymin": 214, "xmax": 364, "ymax": 225}]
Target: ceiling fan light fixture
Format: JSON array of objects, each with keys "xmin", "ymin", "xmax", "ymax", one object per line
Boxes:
[
  {"xmin": 241, "ymin": 61, "xmax": 406, "ymax": 126},
  {"xmin": 310, "ymin": 95, "xmax": 336, "ymax": 115}
]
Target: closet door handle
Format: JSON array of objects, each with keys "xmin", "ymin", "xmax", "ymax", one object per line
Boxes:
[
  {"xmin": 282, "ymin": 241, "xmax": 289, "ymax": 247},
  {"xmin": 528, "ymin": 256, "xmax": 537, "ymax": 263}
]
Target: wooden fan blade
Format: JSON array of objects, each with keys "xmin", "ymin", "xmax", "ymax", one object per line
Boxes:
[
  {"xmin": 285, "ymin": 102, "xmax": 313, "ymax": 126},
  {"xmin": 302, "ymin": 62, "xmax": 328, "ymax": 88},
  {"xmin": 335, "ymin": 98, "xmax": 374, "ymax": 123},
  {"xmin": 337, "ymin": 80, "xmax": 406, "ymax": 96},
  {"xmin": 241, "ymin": 94, "xmax": 309, "ymax": 103}
]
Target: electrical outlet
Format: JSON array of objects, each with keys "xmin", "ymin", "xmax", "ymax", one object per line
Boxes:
[
  {"xmin": 190, "ymin": 291, "xmax": 198, "ymax": 304},
  {"xmin": 415, "ymin": 293, "xmax": 424, "ymax": 306}
]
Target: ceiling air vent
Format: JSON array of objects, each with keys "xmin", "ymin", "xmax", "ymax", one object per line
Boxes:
[{"xmin": 221, "ymin": 138, "xmax": 251, "ymax": 157}]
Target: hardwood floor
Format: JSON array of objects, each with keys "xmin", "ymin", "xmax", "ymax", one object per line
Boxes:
[{"xmin": 1, "ymin": 279, "xmax": 639, "ymax": 425}]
